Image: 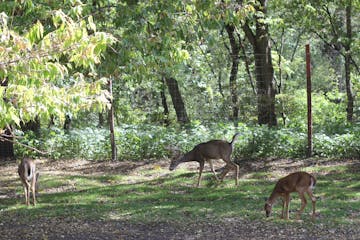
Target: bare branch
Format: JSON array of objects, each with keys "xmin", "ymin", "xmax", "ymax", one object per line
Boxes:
[
  {"xmin": 313, "ymin": 31, "xmax": 360, "ymax": 74},
  {"xmin": 242, "ymin": 22, "xmax": 256, "ymax": 47},
  {"xmin": 0, "ymin": 135, "xmax": 48, "ymax": 155},
  {"xmin": 238, "ymin": 31, "xmax": 256, "ymax": 95}
]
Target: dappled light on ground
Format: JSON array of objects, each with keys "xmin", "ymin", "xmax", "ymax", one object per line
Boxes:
[{"xmin": 0, "ymin": 158, "xmax": 359, "ymax": 239}]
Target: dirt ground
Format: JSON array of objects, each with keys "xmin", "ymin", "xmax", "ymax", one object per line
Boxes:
[
  {"xmin": 0, "ymin": 157, "xmax": 359, "ymax": 240},
  {"xmin": 1, "ymin": 215, "xmax": 359, "ymax": 240}
]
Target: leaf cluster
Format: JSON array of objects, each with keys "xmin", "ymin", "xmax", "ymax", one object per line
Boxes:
[{"xmin": 0, "ymin": 8, "xmax": 115, "ymax": 128}]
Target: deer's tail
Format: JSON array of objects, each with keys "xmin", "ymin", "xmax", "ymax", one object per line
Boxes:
[
  {"xmin": 310, "ymin": 175, "xmax": 317, "ymax": 189},
  {"xmin": 230, "ymin": 132, "xmax": 240, "ymax": 147},
  {"xmin": 24, "ymin": 160, "xmax": 35, "ymax": 182}
]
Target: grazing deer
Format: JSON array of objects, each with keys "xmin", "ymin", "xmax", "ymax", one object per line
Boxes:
[
  {"xmin": 264, "ymin": 171, "xmax": 317, "ymax": 220},
  {"xmin": 18, "ymin": 158, "xmax": 38, "ymax": 206},
  {"xmin": 169, "ymin": 133, "xmax": 240, "ymax": 187}
]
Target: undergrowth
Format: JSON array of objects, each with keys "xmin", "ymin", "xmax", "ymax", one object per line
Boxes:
[{"xmin": 15, "ymin": 122, "xmax": 360, "ymax": 160}]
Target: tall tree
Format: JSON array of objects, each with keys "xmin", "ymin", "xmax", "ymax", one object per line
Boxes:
[
  {"xmin": 0, "ymin": 7, "xmax": 115, "ymax": 157},
  {"xmin": 102, "ymin": 1, "xmax": 192, "ymax": 125},
  {"xmin": 225, "ymin": 24, "xmax": 240, "ymax": 122},
  {"xmin": 242, "ymin": 0, "xmax": 277, "ymax": 126},
  {"xmin": 165, "ymin": 77, "xmax": 189, "ymax": 124},
  {"xmin": 278, "ymin": 0, "xmax": 359, "ymax": 122},
  {"xmin": 344, "ymin": 0, "xmax": 354, "ymax": 122},
  {"xmin": 160, "ymin": 77, "xmax": 170, "ymax": 125},
  {"xmin": 0, "ymin": 127, "xmax": 14, "ymax": 159}
]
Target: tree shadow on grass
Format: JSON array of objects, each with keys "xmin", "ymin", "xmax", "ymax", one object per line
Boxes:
[
  {"xmin": 1, "ymin": 172, "xmax": 266, "ymax": 223},
  {"xmin": 1, "ymin": 158, "xmax": 359, "ymax": 234}
]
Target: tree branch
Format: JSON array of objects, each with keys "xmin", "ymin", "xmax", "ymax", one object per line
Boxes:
[
  {"xmin": 0, "ymin": 135, "xmax": 48, "ymax": 155},
  {"xmin": 242, "ymin": 22, "xmax": 256, "ymax": 46},
  {"xmin": 238, "ymin": 32, "xmax": 256, "ymax": 95},
  {"xmin": 323, "ymin": 5, "xmax": 340, "ymax": 39},
  {"xmin": 313, "ymin": 31, "xmax": 360, "ymax": 74}
]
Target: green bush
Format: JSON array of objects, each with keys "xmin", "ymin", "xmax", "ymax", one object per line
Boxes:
[
  {"xmin": 313, "ymin": 130, "xmax": 360, "ymax": 158},
  {"xmin": 15, "ymin": 122, "xmax": 360, "ymax": 160}
]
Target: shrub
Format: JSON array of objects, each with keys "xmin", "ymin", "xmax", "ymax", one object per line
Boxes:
[{"xmin": 15, "ymin": 122, "xmax": 360, "ymax": 160}]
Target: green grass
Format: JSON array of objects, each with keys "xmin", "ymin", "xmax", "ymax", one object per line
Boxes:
[{"xmin": 1, "ymin": 162, "xmax": 359, "ymax": 229}]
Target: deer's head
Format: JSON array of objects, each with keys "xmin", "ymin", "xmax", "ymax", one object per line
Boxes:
[
  {"xmin": 264, "ymin": 202, "xmax": 272, "ymax": 217},
  {"xmin": 169, "ymin": 157, "xmax": 181, "ymax": 171}
]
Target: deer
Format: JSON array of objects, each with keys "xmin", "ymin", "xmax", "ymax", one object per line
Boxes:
[
  {"xmin": 169, "ymin": 133, "xmax": 240, "ymax": 187},
  {"xmin": 18, "ymin": 158, "xmax": 39, "ymax": 206},
  {"xmin": 264, "ymin": 171, "xmax": 317, "ymax": 220}
]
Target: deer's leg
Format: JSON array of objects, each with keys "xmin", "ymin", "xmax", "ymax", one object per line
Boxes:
[
  {"xmin": 22, "ymin": 184, "xmax": 28, "ymax": 205},
  {"xmin": 307, "ymin": 190, "xmax": 316, "ymax": 218},
  {"xmin": 31, "ymin": 177, "xmax": 36, "ymax": 206},
  {"xmin": 297, "ymin": 191, "xmax": 307, "ymax": 220},
  {"xmin": 21, "ymin": 179, "xmax": 30, "ymax": 206},
  {"xmin": 233, "ymin": 163, "xmax": 239, "ymax": 186},
  {"xmin": 20, "ymin": 178, "xmax": 28, "ymax": 205},
  {"xmin": 284, "ymin": 193, "xmax": 290, "ymax": 220},
  {"xmin": 280, "ymin": 197, "xmax": 285, "ymax": 219},
  {"xmin": 219, "ymin": 165, "xmax": 230, "ymax": 182},
  {"xmin": 197, "ymin": 161, "xmax": 205, "ymax": 187},
  {"xmin": 25, "ymin": 181, "xmax": 30, "ymax": 206},
  {"xmin": 208, "ymin": 160, "xmax": 219, "ymax": 181},
  {"xmin": 35, "ymin": 172, "xmax": 40, "ymax": 195},
  {"xmin": 220, "ymin": 155, "xmax": 239, "ymax": 185},
  {"xmin": 224, "ymin": 161, "xmax": 239, "ymax": 186}
]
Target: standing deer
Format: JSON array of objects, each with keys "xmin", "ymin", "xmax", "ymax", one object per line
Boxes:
[
  {"xmin": 264, "ymin": 171, "xmax": 317, "ymax": 220},
  {"xmin": 169, "ymin": 133, "xmax": 240, "ymax": 187},
  {"xmin": 18, "ymin": 158, "xmax": 38, "ymax": 206}
]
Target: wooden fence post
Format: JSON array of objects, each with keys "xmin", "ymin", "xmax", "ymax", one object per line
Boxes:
[{"xmin": 306, "ymin": 44, "xmax": 312, "ymax": 157}]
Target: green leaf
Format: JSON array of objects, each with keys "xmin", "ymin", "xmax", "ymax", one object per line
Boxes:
[{"xmin": 88, "ymin": 15, "xmax": 96, "ymax": 32}]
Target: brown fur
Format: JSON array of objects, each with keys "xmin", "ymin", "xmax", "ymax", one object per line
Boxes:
[
  {"xmin": 169, "ymin": 133, "xmax": 240, "ymax": 187},
  {"xmin": 264, "ymin": 171, "xmax": 316, "ymax": 220},
  {"xmin": 18, "ymin": 158, "xmax": 38, "ymax": 206}
]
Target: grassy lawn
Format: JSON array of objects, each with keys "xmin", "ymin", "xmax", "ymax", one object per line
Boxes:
[{"xmin": 1, "ymin": 158, "xmax": 359, "ymax": 232}]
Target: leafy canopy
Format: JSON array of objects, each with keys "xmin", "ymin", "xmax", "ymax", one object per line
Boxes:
[{"xmin": 0, "ymin": 9, "xmax": 116, "ymax": 128}]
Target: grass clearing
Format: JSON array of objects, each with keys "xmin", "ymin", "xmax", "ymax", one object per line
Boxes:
[{"xmin": 0, "ymin": 158, "xmax": 359, "ymax": 239}]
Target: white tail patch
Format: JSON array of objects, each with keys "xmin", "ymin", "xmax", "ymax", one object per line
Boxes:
[
  {"xmin": 310, "ymin": 177, "xmax": 315, "ymax": 189},
  {"xmin": 25, "ymin": 163, "xmax": 35, "ymax": 181}
]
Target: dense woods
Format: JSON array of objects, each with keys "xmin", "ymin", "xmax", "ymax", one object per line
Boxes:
[
  {"xmin": 0, "ymin": 0, "xmax": 359, "ymax": 160},
  {"xmin": 1, "ymin": 2, "xmax": 360, "ymax": 239}
]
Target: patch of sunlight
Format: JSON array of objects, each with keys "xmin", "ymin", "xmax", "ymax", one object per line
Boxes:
[
  {"xmin": 108, "ymin": 210, "xmax": 130, "ymax": 220},
  {"xmin": 246, "ymin": 172, "xmax": 272, "ymax": 179},
  {"xmin": 152, "ymin": 205, "xmax": 175, "ymax": 210},
  {"xmin": 199, "ymin": 207, "xmax": 214, "ymax": 213},
  {"xmin": 347, "ymin": 182, "xmax": 360, "ymax": 189},
  {"xmin": 302, "ymin": 165, "xmax": 347, "ymax": 173},
  {"xmin": 1, "ymin": 204, "xmax": 23, "ymax": 212}
]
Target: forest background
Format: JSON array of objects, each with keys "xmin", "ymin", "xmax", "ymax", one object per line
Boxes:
[{"xmin": 0, "ymin": 0, "xmax": 360, "ymax": 161}]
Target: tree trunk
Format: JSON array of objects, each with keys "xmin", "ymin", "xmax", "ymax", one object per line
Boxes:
[
  {"xmin": 63, "ymin": 115, "xmax": 72, "ymax": 130},
  {"xmin": 345, "ymin": 2, "xmax": 354, "ymax": 122},
  {"xmin": 21, "ymin": 117, "xmax": 40, "ymax": 134},
  {"xmin": 165, "ymin": 77, "xmax": 189, "ymax": 125},
  {"xmin": 242, "ymin": 0, "xmax": 277, "ymax": 126},
  {"xmin": 0, "ymin": 127, "xmax": 14, "ymax": 160},
  {"xmin": 0, "ymin": 78, "xmax": 14, "ymax": 160},
  {"xmin": 254, "ymin": 40, "xmax": 277, "ymax": 126},
  {"xmin": 225, "ymin": 24, "xmax": 240, "ymax": 122},
  {"xmin": 98, "ymin": 112, "xmax": 105, "ymax": 127},
  {"xmin": 108, "ymin": 79, "xmax": 117, "ymax": 161},
  {"xmin": 239, "ymin": 35, "xmax": 256, "ymax": 95},
  {"xmin": 161, "ymin": 77, "xmax": 170, "ymax": 126}
]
